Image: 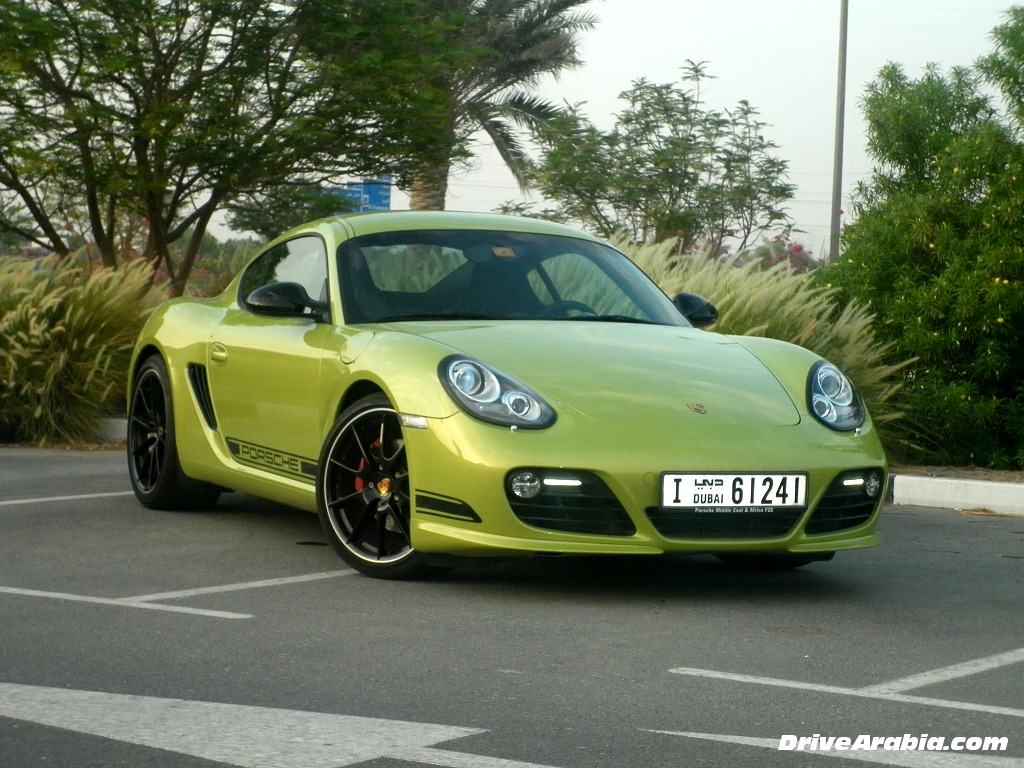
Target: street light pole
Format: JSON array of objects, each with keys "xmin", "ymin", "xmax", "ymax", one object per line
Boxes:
[{"xmin": 829, "ymin": 0, "xmax": 849, "ymax": 262}]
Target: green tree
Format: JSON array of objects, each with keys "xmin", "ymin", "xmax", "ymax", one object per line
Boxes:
[
  {"xmin": 821, "ymin": 45, "xmax": 1024, "ymax": 467},
  {"xmin": 406, "ymin": 0, "xmax": 596, "ymax": 210},
  {"xmin": 522, "ymin": 62, "xmax": 795, "ymax": 251},
  {"xmin": 0, "ymin": 0, "xmax": 462, "ymax": 295},
  {"xmin": 225, "ymin": 184, "xmax": 355, "ymax": 241}
]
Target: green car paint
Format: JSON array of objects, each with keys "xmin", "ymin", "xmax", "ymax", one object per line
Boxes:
[{"xmin": 127, "ymin": 211, "xmax": 887, "ymax": 579}]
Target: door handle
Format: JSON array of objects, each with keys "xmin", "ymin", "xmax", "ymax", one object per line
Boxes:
[{"xmin": 210, "ymin": 343, "xmax": 229, "ymax": 365}]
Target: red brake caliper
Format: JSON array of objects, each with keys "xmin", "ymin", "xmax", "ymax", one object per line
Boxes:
[{"xmin": 353, "ymin": 439, "xmax": 382, "ymax": 492}]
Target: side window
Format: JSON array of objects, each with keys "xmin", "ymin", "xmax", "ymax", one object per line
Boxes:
[{"xmin": 238, "ymin": 235, "xmax": 328, "ymax": 306}]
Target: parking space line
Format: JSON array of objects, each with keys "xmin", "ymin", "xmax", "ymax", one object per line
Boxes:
[
  {"xmin": 0, "ymin": 491, "xmax": 135, "ymax": 508},
  {"xmin": 669, "ymin": 665, "xmax": 1024, "ymax": 719},
  {"xmin": 122, "ymin": 570, "xmax": 354, "ymax": 602},
  {"xmin": 0, "ymin": 571, "xmax": 355, "ymax": 620},
  {"xmin": 672, "ymin": 667, "xmax": 848, "ymax": 695},
  {"xmin": 0, "ymin": 586, "xmax": 251, "ymax": 619},
  {"xmin": 858, "ymin": 646, "xmax": 1024, "ymax": 694},
  {"xmin": 395, "ymin": 746, "xmax": 562, "ymax": 767}
]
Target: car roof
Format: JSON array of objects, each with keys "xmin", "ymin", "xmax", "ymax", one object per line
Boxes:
[{"xmin": 297, "ymin": 210, "xmax": 607, "ymax": 244}]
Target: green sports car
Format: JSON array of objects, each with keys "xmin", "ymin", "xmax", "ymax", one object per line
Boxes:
[{"xmin": 127, "ymin": 211, "xmax": 887, "ymax": 579}]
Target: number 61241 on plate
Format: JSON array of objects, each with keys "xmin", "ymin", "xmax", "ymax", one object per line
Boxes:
[{"xmin": 661, "ymin": 473, "xmax": 808, "ymax": 508}]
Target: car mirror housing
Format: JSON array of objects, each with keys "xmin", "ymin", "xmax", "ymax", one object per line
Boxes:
[
  {"xmin": 246, "ymin": 282, "xmax": 328, "ymax": 322},
  {"xmin": 672, "ymin": 292, "xmax": 719, "ymax": 328}
]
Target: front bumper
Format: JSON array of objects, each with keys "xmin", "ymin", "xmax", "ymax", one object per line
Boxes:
[{"xmin": 403, "ymin": 409, "xmax": 886, "ymax": 557}]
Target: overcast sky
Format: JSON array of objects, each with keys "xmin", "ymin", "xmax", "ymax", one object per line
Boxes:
[{"xmin": 394, "ymin": 0, "xmax": 1013, "ymax": 256}]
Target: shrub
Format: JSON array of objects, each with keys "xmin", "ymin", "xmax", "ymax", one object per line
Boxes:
[
  {"xmin": 819, "ymin": 52, "xmax": 1024, "ymax": 468},
  {"xmin": 0, "ymin": 255, "xmax": 166, "ymax": 444},
  {"xmin": 743, "ymin": 234, "xmax": 818, "ymax": 274},
  {"xmin": 621, "ymin": 238, "xmax": 911, "ymax": 438},
  {"xmin": 184, "ymin": 238, "xmax": 257, "ymax": 298},
  {"xmin": 892, "ymin": 378, "xmax": 1024, "ymax": 468}
]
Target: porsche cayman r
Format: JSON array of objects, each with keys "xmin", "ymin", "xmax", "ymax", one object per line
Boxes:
[{"xmin": 127, "ymin": 211, "xmax": 887, "ymax": 579}]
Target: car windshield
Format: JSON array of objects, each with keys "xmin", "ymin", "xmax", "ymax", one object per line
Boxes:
[{"xmin": 336, "ymin": 229, "xmax": 688, "ymax": 327}]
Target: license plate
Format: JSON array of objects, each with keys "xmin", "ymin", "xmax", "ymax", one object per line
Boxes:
[{"xmin": 661, "ymin": 473, "xmax": 807, "ymax": 509}]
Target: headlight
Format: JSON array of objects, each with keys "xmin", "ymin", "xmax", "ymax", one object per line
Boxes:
[
  {"xmin": 807, "ymin": 361, "xmax": 864, "ymax": 431},
  {"xmin": 439, "ymin": 355, "xmax": 556, "ymax": 428}
]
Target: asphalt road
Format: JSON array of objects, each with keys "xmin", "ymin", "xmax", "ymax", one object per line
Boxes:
[{"xmin": 1, "ymin": 447, "xmax": 1022, "ymax": 768}]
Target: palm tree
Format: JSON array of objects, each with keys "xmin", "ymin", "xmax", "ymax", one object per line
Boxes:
[{"xmin": 407, "ymin": 0, "xmax": 596, "ymax": 210}]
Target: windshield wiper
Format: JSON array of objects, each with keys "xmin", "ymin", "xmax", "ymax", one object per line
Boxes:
[{"xmin": 563, "ymin": 314, "xmax": 659, "ymax": 325}]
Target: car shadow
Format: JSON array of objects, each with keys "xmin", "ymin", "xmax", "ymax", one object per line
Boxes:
[
  {"xmin": 182, "ymin": 493, "xmax": 871, "ymax": 603},
  {"xmin": 425, "ymin": 551, "xmax": 869, "ymax": 604}
]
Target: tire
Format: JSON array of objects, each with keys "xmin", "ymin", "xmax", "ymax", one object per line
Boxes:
[
  {"xmin": 715, "ymin": 552, "xmax": 835, "ymax": 571},
  {"xmin": 127, "ymin": 355, "xmax": 222, "ymax": 510},
  {"xmin": 316, "ymin": 394, "xmax": 436, "ymax": 579}
]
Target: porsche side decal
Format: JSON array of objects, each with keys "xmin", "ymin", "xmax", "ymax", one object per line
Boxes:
[{"xmin": 226, "ymin": 438, "xmax": 317, "ymax": 482}]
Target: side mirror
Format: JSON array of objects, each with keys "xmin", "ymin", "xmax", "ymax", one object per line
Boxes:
[
  {"xmin": 672, "ymin": 292, "xmax": 719, "ymax": 328},
  {"xmin": 246, "ymin": 282, "xmax": 329, "ymax": 323}
]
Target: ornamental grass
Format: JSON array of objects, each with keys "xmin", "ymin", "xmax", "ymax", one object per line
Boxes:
[{"xmin": 0, "ymin": 255, "xmax": 166, "ymax": 444}]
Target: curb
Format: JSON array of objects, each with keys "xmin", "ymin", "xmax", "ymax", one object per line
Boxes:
[
  {"xmin": 95, "ymin": 418, "xmax": 127, "ymax": 443},
  {"xmin": 891, "ymin": 473, "xmax": 1024, "ymax": 517}
]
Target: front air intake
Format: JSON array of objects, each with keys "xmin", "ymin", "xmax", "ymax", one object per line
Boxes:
[{"xmin": 505, "ymin": 470, "xmax": 636, "ymax": 536}]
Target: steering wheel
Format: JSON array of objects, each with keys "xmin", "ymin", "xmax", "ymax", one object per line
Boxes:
[{"xmin": 539, "ymin": 300, "xmax": 596, "ymax": 318}]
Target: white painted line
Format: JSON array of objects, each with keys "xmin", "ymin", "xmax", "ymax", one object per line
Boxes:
[
  {"xmin": 0, "ymin": 683, "xmax": 562, "ymax": 768},
  {"xmin": 1, "ymin": 571, "xmax": 354, "ymax": 619},
  {"xmin": 0, "ymin": 586, "xmax": 251, "ymax": 619},
  {"xmin": 860, "ymin": 647, "xmax": 1024, "ymax": 695},
  {"xmin": 646, "ymin": 731, "xmax": 1024, "ymax": 767},
  {"xmin": 669, "ymin": 667, "xmax": 1024, "ymax": 719},
  {"xmin": 122, "ymin": 570, "xmax": 354, "ymax": 602},
  {"xmin": 672, "ymin": 666, "xmax": 850, "ymax": 695},
  {"xmin": 0, "ymin": 490, "xmax": 135, "ymax": 508},
  {"xmin": 397, "ymin": 746, "xmax": 562, "ymax": 768}
]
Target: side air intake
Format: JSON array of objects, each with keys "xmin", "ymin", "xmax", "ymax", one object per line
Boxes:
[{"xmin": 187, "ymin": 363, "xmax": 218, "ymax": 430}]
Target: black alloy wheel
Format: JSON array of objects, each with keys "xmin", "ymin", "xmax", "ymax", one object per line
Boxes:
[
  {"xmin": 127, "ymin": 355, "xmax": 220, "ymax": 510},
  {"xmin": 317, "ymin": 394, "xmax": 434, "ymax": 579}
]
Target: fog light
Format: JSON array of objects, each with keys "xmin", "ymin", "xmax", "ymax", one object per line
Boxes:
[
  {"xmin": 865, "ymin": 471, "xmax": 882, "ymax": 499},
  {"xmin": 510, "ymin": 471, "xmax": 542, "ymax": 499}
]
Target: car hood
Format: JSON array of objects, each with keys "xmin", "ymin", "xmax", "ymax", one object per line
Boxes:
[{"xmin": 390, "ymin": 321, "xmax": 802, "ymax": 426}]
